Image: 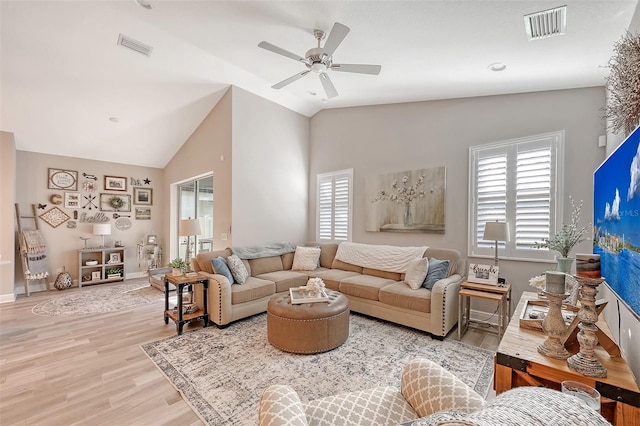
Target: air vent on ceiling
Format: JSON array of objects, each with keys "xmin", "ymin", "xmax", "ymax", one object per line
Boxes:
[
  {"xmin": 117, "ymin": 33, "xmax": 153, "ymax": 56},
  {"xmin": 524, "ymin": 5, "xmax": 567, "ymax": 40}
]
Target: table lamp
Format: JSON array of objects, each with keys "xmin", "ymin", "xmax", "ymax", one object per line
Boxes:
[
  {"xmin": 483, "ymin": 220, "xmax": 510, "ymax": 266},
  {"xmin": 93, "ymin": 223, "xmax": 111, "ymax": 248},
  {"xmin": 179, "ymin": 218, "xmax": 201, "ymax": 266}
]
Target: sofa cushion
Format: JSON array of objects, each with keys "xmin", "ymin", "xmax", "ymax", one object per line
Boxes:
[
  {"xmin": 292, "ymin": 246, "xmax": 321, "ymax": 271},
  {"xmin": 195, "ymin": 248, "xmax": 232, "ymax": 274},
  {"xmin": 305, "ymin": 386, "xmax": 417, "ymax": 426},
  {"xmin": 311, "ymin": 242, "xmax": 339, "ymax": 268},
  {"xmin": 231, "ymin": 277, "xmax": 275, "ymax": 305},
  {"xmin": 282, "ymin": 252, "xmax": 294, "ymax": 270},
  {"xmin": 331, "ymin": 258, "xmax": 363, "ymax": 273},
  {"xmin": 339, "ymin": 275, "xmax": 398, "ymax": 301},
  {"xmin": 309, "ymin": 269, "xmax": 361, "ymax": 291},
  {"xmin": 257, "ymin": 270, "xmax": 309, "ymax": 293},
  {"xmin": 422, "ymin": 258, "xmax": 450, "ymax": 290},
  {"xmin": 404, "ymin": 257, "xmax": 429, "ymax": 290},
  {"xmin": 362, "ymin": 267, "xmax": 402, "ymax": 281},
  {"xmin": 211, "ymin": 256, "xmax": 234, "ymax": 284},
  {"xmin": 227, "ymin": 254, "xmax": 249, "ymax": 284},
  {"xmin": 379, "ymin": 282, "xmax": 431, "ymax": 313},
  {"xmin": 248, "ymin": 255, "xmax": 284, "ymax": 276}
]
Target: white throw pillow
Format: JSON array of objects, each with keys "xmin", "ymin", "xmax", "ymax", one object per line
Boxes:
[
  {"xmin": 404, "ymin": 257, "xmax": 429, "ymax": 290},
  {"xmin": 227, "ymin": 254, "xmax": 249, "ymax": 284},
  {"xmin": 291, "ymin": 246, "xmax": 321, "ymax": 271}
]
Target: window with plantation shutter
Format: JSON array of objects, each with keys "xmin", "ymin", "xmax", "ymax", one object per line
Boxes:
[
  {"xmin": 317, "ymin": 169, "xmax": 353, "ymax": 242},
  {"xmin": 469, "ymin": 132, "xmax": 564, "ymax": 261}
]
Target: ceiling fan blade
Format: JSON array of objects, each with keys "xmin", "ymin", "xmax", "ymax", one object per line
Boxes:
[
  {"xmin": 330, "ymin": 63, "xmax": 382, "ymax": 75},
  {"xmin": 323, "ymin": 22, "xmax": 350, "ymax": 56},
  {"xmin": 258, "ymin": 41, "xmax": 307, "ymax": 63},
  {"xmin": 272, "ymin": 70, "xmax": 311, "ymax": 89},
  {"xmin": 319, "ymin": 73, "xmax": 338, "ymax": 99}
]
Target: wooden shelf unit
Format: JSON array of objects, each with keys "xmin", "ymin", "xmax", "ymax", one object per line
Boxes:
[{"xmin": 78, "ymin": 247, "xmax": 126, "ymax": 287}]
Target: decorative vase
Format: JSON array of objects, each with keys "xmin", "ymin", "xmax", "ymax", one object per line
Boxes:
[
  {"xmin": 404, "ymin": 203, "xmax": 413, "ymax": 227},
  {"xmin": 567, "ymin": 276, "xmax": 607, "ymax": 377},
  {"xmin": 172, "ymin": 268, "xmax": 183, "ymax": 276},
  {"xmin": 556, "ymin": 256, "xmax": 574, "ymax": 273}
]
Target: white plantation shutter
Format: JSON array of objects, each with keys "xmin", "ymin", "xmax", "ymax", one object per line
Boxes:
[
  {"xmin": 317, "ymin": 169, "xmax": 353, "ymax": 242},
  {"xmin": 469, "ymin": 132, "xmax": 563, "ymax": 260}
]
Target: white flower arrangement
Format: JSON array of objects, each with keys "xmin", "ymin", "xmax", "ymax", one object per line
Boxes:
[
  {"xmin": 305, "ymin": 277, "xmax": 325, "ymax": 294},
  {"xmin": 535, "ymin": 196, "xmax": 589, "ymax": 258},
  {"xmin": 529, "ymin": 275, "xmax": 546, "ymax": 291},
  {"xmin": 373, "ymin": 174, "xmax": 426, "ymax": 205}
]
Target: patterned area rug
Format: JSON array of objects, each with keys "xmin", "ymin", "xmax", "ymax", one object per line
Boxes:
[
  {"xmin": 142, "ymin": 313, "xmax": 494, "ymax": 425},
  {"xmin": 32, "ymin": 279, "xmax": 165, "ymax": 316}
]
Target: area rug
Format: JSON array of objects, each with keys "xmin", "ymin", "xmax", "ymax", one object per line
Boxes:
[
  {"xmin": 32, "ymin": 278, "xmax": 165, "ymax": 316},
  {"xmin": 142, "ymin": 313, "xmax": 494, "ymax": 425}
]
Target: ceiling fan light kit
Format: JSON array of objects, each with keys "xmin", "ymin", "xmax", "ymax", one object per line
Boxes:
[{"xmin": 259, "ymin": 22, "xmax": 381, "ymax": 99}]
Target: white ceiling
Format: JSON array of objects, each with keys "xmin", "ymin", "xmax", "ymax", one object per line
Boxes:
[{"xmin": 1, "ymin": 1, "xmax": 638, "ymax": 168}]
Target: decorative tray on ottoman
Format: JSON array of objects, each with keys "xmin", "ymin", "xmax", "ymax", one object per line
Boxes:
[{"xmin": 289, "ymin": 287, "xmax": 330, "ymax": 304}]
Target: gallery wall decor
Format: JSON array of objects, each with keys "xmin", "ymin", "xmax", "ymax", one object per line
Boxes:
[
  {"xmin": 64, "ymin": 192, "xmax": 80, "ymax": 209},
  {"xmin": 100, "ymin": 193, "xmax": 131, "ymax": 212},
  {"xmin": 365, "ymin": 166, "xmax": 446, "ymax": 233},
  {"xmin": 48, "ymin": 168, "xmax": 78, "ymax": 190},
  {"xmin": 39, "ymin": 207, "xmax": 71, "ymax": 228},
  {"xmin": 104, "ymin": 175, "xmax": 127, "ymax": 192},
  {"xmin": 133, "ymin": 187, "xmax": 153, "ymax": 205},
  {"xmin": 82, "ymin": 172, "xmax": 97, "ymax": 180},
  {"xmin": 135, "ymin": 207, "xmax": 151, "ymax": 220}
]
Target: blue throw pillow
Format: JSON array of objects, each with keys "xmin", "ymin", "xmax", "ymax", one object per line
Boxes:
[
  {"xmin": 211, "ymin": 256, "xmax": 234, "ymax": 284},
  {"xmin": 422, "ymin": 258, "xmax": 450, "ymax": 290}
]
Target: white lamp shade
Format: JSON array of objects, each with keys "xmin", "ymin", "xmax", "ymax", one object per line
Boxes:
[
  {"xmin": 179, "ymin": 218, "xmax": 201, "ymax": 236},
  {"xmin": 483, "ymin": 221, "xmax": 509, "ymax": 242},
  {"xmin": 93, "ymin": 223, "xmax": 112, "ymax": 236}
]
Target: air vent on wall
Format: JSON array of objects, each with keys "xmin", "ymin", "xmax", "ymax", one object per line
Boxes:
[
  {"xmin": 117, "ymin": 33, "xmax": 153, "ymax": 56},
  {"xmin": 524, "ymin": 5, "xmax": 567, "ymax": 40}
]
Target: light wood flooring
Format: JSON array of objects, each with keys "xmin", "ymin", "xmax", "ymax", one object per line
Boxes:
[{"xmin": 0, "ymin": 281, "xmax": 500, "ymax": 425}]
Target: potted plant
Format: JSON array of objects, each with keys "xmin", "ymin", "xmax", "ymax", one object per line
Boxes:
[
  {"xmin": 105, "ymin": 267, "xmax": 123, "ymax": 279},
  {"xmin": 168, "ymin": 258, "xmax": 187, "ymax": 276},
  {"xmin": 535, "ymin": 196, "xmax": 589, "ymax": 272}
]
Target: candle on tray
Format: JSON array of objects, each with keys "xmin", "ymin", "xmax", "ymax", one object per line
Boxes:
[{"xmin": 545, "ymin": 271, "xmax": 566, "ymax": 294}]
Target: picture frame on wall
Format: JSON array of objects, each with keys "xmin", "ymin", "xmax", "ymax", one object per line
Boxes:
[
  {"xmin": 467, "ymin": 264, "xmax": 499, "ymax": 285},
  {"xmin": 48, "ymin": 168, "xmax": 78, "ymax": 190},
  {"xmin": 146, "ymin": 234, "xmax": 157, "ymax": 245},
  {"xmin": 64, "ymin": 192, "xmax": 81, "ymax": 209},
  {"xmin": 104, "ymin": 175, "xmax": 127, "ymax": 192},
  {"xmin": 135, "ymin": 207, "xmax": 151, "ymax": 220},
  {"xmin": 100, "ymin": 193, "xmax": 131, "ymax": 212},
  {"xmin": 133, "ymin": 187, "xmax": 153, "ymax": 205}
]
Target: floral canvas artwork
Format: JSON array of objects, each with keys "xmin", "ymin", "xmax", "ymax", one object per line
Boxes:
[{"xmin": 365, "ymin": 167, "xmax": 446, "ymax": 233}]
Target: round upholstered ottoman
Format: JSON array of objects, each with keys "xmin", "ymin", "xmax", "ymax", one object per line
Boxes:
[{"xmin": 267, "ymin": 290, "xmax": 349, "ymax": 354}]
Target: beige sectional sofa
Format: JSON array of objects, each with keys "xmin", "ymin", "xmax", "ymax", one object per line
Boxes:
[{"xmin": 191, "ymin": 242, "xmax": 466, "ymax": 338}]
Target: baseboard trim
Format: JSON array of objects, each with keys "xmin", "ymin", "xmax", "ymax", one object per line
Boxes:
[
  {"xmin": 469, "ymin": 308, "xmax": 501, "ymax": 326},
  {"xmin": 0, "ymin": 292, "xmax": 16, "ymax": 303}
]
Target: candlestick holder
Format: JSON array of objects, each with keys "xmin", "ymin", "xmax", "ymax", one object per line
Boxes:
[
  {"xmin": 537, "ymin": 290, "xmax": 570, "ymax": 359},
  {"xmin": 567, "ymin": 276, "xmax": 607, "ymax": 377}
]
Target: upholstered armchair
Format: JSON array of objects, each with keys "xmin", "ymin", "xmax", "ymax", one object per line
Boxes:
[
  {"xmin": 258, "ymin": 358, "xmax": 611, "ymax": 426},
  {"xmin": 258, "ymin": 358, "xmax": 485, "ymax": 426}
]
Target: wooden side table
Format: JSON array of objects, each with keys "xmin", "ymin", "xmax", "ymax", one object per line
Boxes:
[
  {"xmin": 164, "ymin": 273, "xmax": 209, "ymax": 335},
  {"xmin": 495, "ymin": 292, "xmax": 639, "ymax": 426},
  {"xmin": 458, "ymin": 281, "xmax": 511, "ymax": 340}
]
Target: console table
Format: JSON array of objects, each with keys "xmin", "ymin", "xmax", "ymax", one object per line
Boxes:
[{"xmin": 495, "ymin": 291, "xmax": 639, "ymax": 425}]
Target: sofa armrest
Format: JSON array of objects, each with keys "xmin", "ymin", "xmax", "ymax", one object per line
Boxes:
[
  {"xmin": 193, "ymin": 272, "xmax": 233, "ymax": 326},
  {"xmin": 401, "ymin": 358, "xmax": 484, "ymax": 418},
  {"xmin": 259, "ymin": 385, "xmax": 308, "ymax": 426},
  {"xmin": 429, "ymin": 273, "xmax": 463, "ymax": 337}
]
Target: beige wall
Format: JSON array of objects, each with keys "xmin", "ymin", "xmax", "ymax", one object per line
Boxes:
[
  {"xmin": 230, "ymin": 87, "xmax": 310, "ymax": 246},
  {"xmin": 13, "ymin": 151, "xmax": 164, "ymax": 293},
  {"xmin": 0, "ymin": 132, "xmax": 16, "ymax": 301},
  {"xmin": 164, "ymin": 87, "xmax": 233, "ymax": 259}
]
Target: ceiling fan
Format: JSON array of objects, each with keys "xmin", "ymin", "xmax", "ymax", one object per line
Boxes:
[{"xmin": 258, "ymin": 22, "xmax": 381, "ymax": 99}]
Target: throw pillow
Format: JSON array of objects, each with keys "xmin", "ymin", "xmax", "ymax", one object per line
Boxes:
[
  {"xmin": 291, "ymin": 246, "xmax": 321, "ymax": 271},
  {"xmin": 211, "ymin": 257, "xmax": 234, "ymax": 284},
  {"xmin": 227, "ymin": 254, "xmax": 249, "ymax": 284},
  {"xmin": 404, "ymin": 257, "xmax": 429, "ymax": 290},
  {"xmin": 422, "ymin": 258, "xmax": 450, "ymax": 290}
]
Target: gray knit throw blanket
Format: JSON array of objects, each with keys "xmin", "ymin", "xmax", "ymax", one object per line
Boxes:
[{"xmin": 230, "ymin": 242, "xmax": 296, "ymax": 259}]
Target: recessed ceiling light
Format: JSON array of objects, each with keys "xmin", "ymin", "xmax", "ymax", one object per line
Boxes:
[
  {"xmin": 109, "ymin": 117, "xmax": 120, "ymax": 123},
  {"xmin": 321, "ymin": 98, "xmax": 328, "ymax": 104},
  {"xmin": 134, "ymin": 0, "xmax": 152, "ymax": 9},
  {"xmin": 308, "ymin": 91, "xmax": 317, "ymax": 96},
  {"xmin": 487, "ymin": 62, "xmax": 507, "ymax": 72}
]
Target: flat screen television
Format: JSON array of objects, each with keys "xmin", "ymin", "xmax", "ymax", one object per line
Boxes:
[{"xmin": 593, "ymin": 123, "xmax": 640, "ymax": 319}]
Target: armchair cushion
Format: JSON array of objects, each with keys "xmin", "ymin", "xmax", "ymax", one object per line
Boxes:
[{"xmin": 259, "ymin": 385, "xmax": 308, "ymax": 426}]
